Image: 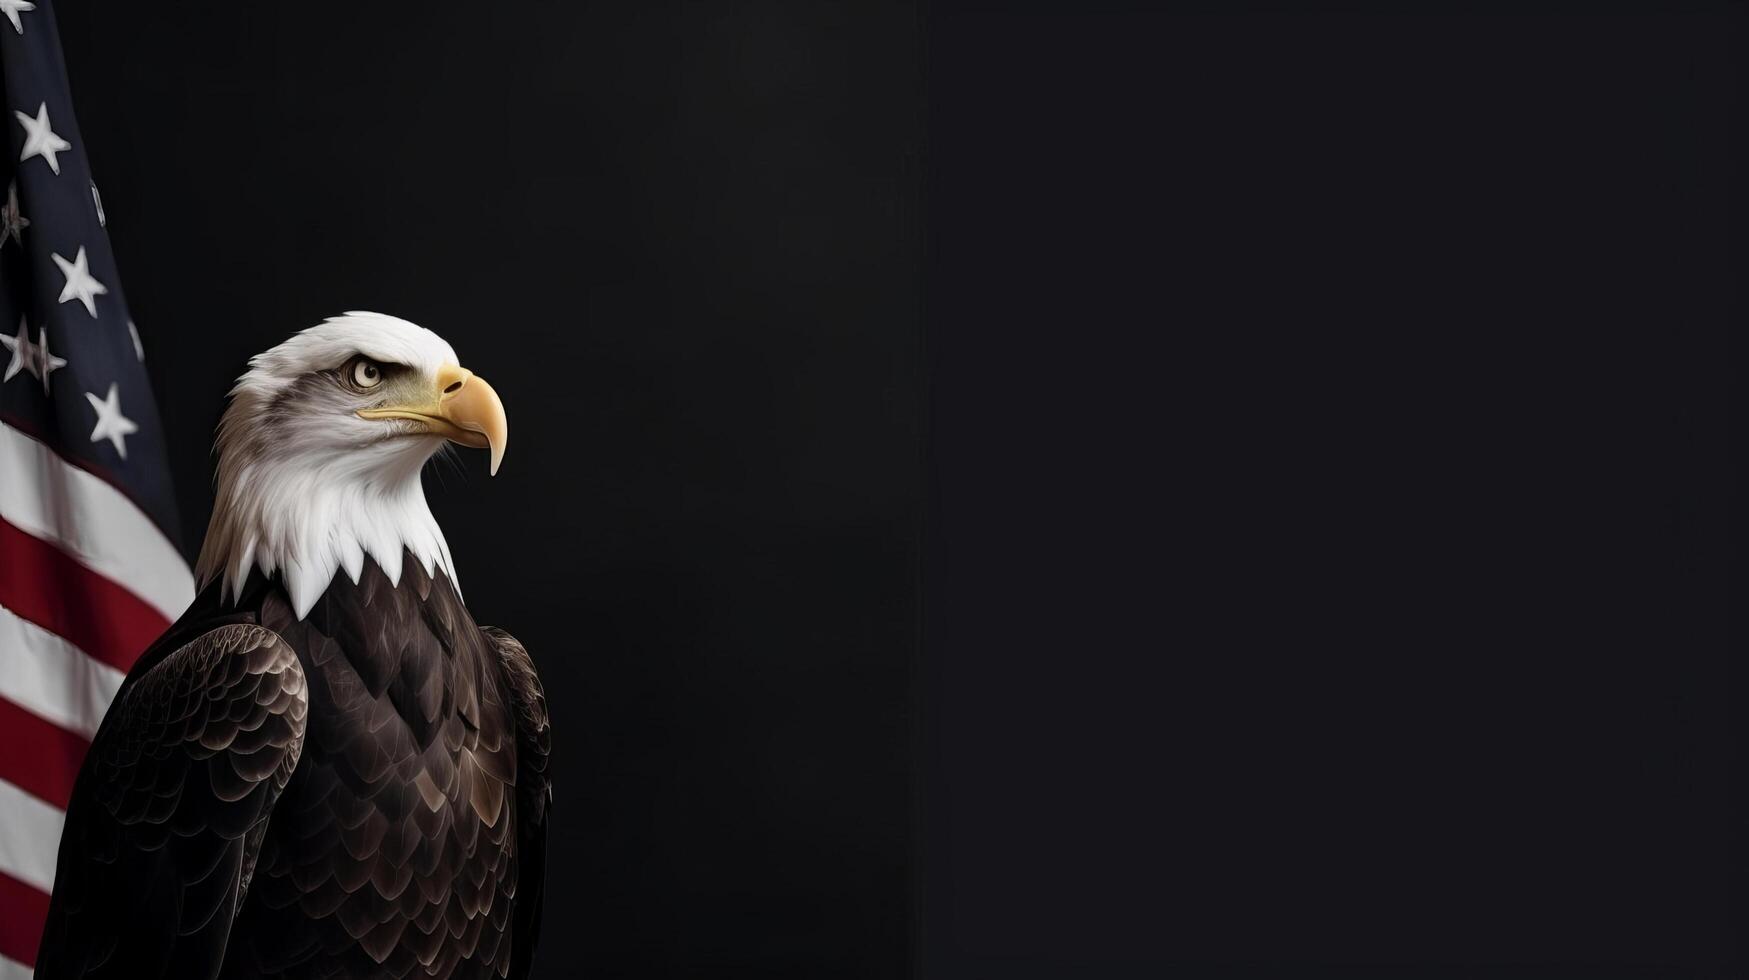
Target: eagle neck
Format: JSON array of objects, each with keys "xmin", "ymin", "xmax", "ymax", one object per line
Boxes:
[{"xmin": 195, "ymin": 451, "xmax": 458, "ymax": 621}]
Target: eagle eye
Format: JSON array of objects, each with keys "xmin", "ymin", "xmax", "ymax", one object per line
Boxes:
[{"xmin": 347, "ymin": 357, "xmax": 386, "ymax": 390}]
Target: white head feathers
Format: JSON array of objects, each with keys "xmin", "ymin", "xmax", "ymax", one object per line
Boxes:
[{"xmin": 195, "ymin": 312, "xmax": 464, "ymax": 618}]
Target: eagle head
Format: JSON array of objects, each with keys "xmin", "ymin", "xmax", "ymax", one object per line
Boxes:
[{"xmin": 194, "ymin": 312, "xmax": 507, "ymax": 619}]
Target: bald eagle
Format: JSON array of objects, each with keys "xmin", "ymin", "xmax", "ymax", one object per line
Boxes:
[{"xmin": 34, "ymin": 313, "xmax": 551, "ymax": 980}]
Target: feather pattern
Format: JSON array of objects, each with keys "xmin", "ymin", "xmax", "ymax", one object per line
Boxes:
[
  {"xmin": 34, "ymin": 626, "xmax": 308, "ymax": 980},
  {"xmin": 35, "ymin": 554, "xmax": 550, "ymax": 980}
]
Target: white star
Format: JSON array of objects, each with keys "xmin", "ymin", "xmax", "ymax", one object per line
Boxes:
[
  {"xmin": 52, "ymin": 246, "xmax": 107, "ymax": 316},
  {"xmin": 90, "ymin": 180, "xmax": 104, "ymax": 226},
  {"xmin": 0, "ymin": 0, "xmax": 34, "ymax": 34},
  {"xmin": 0, "ymin": 317, "xmax": 27, "ymax": 383},
  {"xmin": 0, "ymin": 181, "xmax": 28, "ymax": 248},
  {"xmin": 0, "ymin": 317, "xmax": 67, "ymax": 393},
  {"xmin": 127, "ymin": 319, "xmax": 143, "ymax": 361},
  {"xmin": 33, "ymin": 323, "xmax": 65, "ymax": 393},
  {"xmin": 15, "ymin": 102, "xmax": 69, "ymax": 175},
  {"xmin": 84, "ymin": 383, "xmax": 138, "ymax": 459}
]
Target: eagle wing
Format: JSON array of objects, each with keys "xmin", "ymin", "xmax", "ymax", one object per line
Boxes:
[
  {"xmin": 34, "ymin": 625, "xmax": 308, "ymax": 980},
  {"xmin": 480, "ymin": 626, "xmax": 551, "ymax": 980}
]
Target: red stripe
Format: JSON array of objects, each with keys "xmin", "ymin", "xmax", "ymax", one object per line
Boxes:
[
  {"xmin": 0, "ymin": 516, "xmax": 168, "ymax": 673},
  {"xmin": 0, "ymin": 697, "xmax": 89, "ymax": 809},
  {"xmin": 0, "ymin": 869, "xmax": 47, "ymax": 967}
]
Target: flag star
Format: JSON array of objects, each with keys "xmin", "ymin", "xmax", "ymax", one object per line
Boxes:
[
  {"xmin": 127, "ymin": 319, "xmax": 144, "ymax": 361},
  {"xmin": 0, "ymin": 181, "xmax": 28, "ymax": 248},
  {"xmin": 0, "ymin": 0, "xmax": 34, "ymax": 34},
  {"xmin": 0, "ymin": 316, "xmax": 28, "ymax": 383},
  {"xmin": 34, "ymin": 323, "xmax": 65, "ymax": 393},
  {"xmin": 90, "ymin": 180, "xmax": 104, "ymax": 226},
  {"xmin": 52, "ymin": 245, "xmax": 107, "ymax": 316},
  {"xmin": 0, "ymin": 317, "xmax": 67, "ymax": 393},
  {"xmin": 15, "ymin": 102, "xmax": 69, "ymax": 175},
  {"xmin": 85, "ymin": 382, "xmax": 138, "ymax": 459}
]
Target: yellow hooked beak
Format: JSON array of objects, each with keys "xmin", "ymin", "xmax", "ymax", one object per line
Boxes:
[{"xmin": 357, "ymin": 364, "xmax": 508, "ymax": 475}]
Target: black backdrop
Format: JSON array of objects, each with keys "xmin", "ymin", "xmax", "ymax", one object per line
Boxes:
[
  {"xmin": 924, "ymin": 2, "xmax": 1746, "ymax": 979},
  {"xmin": 46, "ymin": 1, "xmax": 1749, "ymax": 977},
  {"xmin": 57, "ymin": 3, "xmax": 918, "ymax": 978}
]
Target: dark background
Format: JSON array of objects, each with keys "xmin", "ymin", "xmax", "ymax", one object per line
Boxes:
[
  {"xmin": 50, "ymin": 1, "xmax": 1749, "ymax": 977},
  {"xmin": 923, "ymin": 2, "xmax": 1745, "ymax": 979}
]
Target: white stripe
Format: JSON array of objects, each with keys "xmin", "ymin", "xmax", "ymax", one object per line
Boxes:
[
  {"xmin": 0, "ymin": 778, "xmax": 62, "ymax": 894},
  {"xmin": 0, "ymin": 603, "xmax": 124, "ymax": 739},
  {"xmin": 0, "ymin": 953, "xmax": 31, "ymax": 980},
  {"xmin": 0, "ymin": 420, "xmax": 194, "ymax": 621}
]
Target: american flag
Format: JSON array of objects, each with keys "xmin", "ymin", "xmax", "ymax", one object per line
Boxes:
[{"xmin": 0, "ymin": 2, "xmax": 194, "ymax": 976}]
